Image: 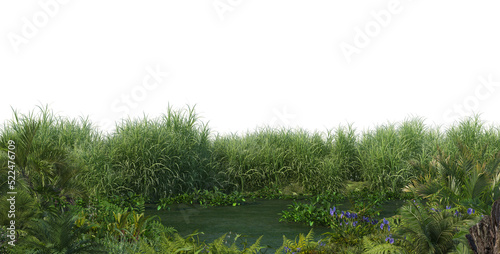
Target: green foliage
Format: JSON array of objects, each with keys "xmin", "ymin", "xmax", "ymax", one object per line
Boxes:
[
  {"xmin": 73, "ymin": 195, "xmax": 158, "ymax": 244},
  {"xmin": 19, "ymin": 209, "xmax": 106, "ymax": 253},
  {"xmin": 279, "ymin": 191, "xmax": 343, "ymax": 226},
  {"xmin": 393, "ymin": 200, "xmax": 477, "ymax": 254},
  {"xmin": 357, "ymin": 117, "xmax": 438, "ymax": 193},
  {"xmin": 406, "ymin": 142, "xmax": 500, "ymax": 215},
  {"xmin": 276, "ymin": 229, "xmax": 322, "ymax": 253},
  {"xmin": 0, "ymin": 106, "xmax": 91, "ymax": 209},
  {"xmin": 4, "ymin": 106, "xmax": 500, "ymax": 253},
  {"xmin": 157, "ymin": 187, "xmax": 247, "ymax": 210},
  {"xmin": 80, "ymin": 105, "xmax": 217, "ymax": 202},
  {"xmin": 202, "ymin": 232, "xmax": 265, "ymax": 254},
  {"xmin": 362, "ymin": 236, "xmax": 409, "ymax": 254},
  {"xmin": 325, "ymin": 124, "xmax": 361, "ymax": 181},
  {"xmin": 134, "ymin": 230, "xmax": 207, "ymax": 253},
  {"xmin": 106, "ymin": 192, "xmax": 146, "ymax": 214},
  {"xmin": 0, "ymin": 183, "xmax": 40, "ymax": 239},
  {"xmin": 211, "ymin": 127, "xmax": 346, "ymax": 194}
]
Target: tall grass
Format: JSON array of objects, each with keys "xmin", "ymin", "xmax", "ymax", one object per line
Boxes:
[
  {"xmin": 442, "ymin": 115, "xmax": 500, "ymax": 164},
  {"xmin": 212, "ymin": 127, "xmax": 346, "ymax": 193},
  {"xmin": 80, "ymin": 106, "xmax": 217, "ymax": 202},
  {"xmin": 3, "ymin": 105, "xmax": 500, "ymax": 202},
  {"xmin": 357, "ymin": 117, "xmax": 439, "ymax": 192},
  {"xmin": 0, "ymin": 106, "xmax": 92, "ymax": 205}
]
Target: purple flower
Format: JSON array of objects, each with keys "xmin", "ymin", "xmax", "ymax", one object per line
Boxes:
[
  {"xmin": 385, "ymin": 235, "xmax": 394, "ymax": 244},
  {"xmin": 388, "ymin": 225, "xmax": 391, "ymax": 231},
  {"xmin": 330, "ymin": 207, "xmax": 335, "ymax": 216},
  {"xmin": 446, "ymin": 205, "xmax": 451, "ymax": 210},
  {"xmin": 383, "ymin": 218, "xmax": 389, "ymax": 225},
  {"xmin": 346, "ymin": 211, "xmax": 351, "ymax": 219},
  {"xmin": 371, "ymin": 219, "xmax": 379, "ymax": 225},
  {"xmin": 467, "ymin": 208, "xmax": 475, "ymax": 215},
  {"xmin": 380, "ymin": 223, "xmax": 384, "ymax": 230}
]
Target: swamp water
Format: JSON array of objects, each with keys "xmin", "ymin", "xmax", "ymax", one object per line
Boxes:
[{"xmin": 146, "ymin": 199, "xmax": 405, "ymax": 250}]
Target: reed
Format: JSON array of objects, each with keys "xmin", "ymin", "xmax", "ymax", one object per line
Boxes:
[{"xmin": 3, "ymin": 105, "xmax": 499, "ymax": 202}]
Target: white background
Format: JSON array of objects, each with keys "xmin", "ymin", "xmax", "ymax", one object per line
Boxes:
[{"xmin": 1, "ymin": 0, "xmax": 499, "ymax": 136}]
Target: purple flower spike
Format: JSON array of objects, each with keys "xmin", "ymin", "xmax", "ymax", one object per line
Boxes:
[{"xmin": 380, "ymin": 223, "xmax": 384, "ymax": 230}]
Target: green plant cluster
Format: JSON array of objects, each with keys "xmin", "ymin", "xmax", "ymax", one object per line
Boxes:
[
  {"xmin": 2, "ymin": 105, "xmax": 500, "ymax": 253},
  {"xmin": 279, "ymin": 190, "xmax": 344, "ymax": 226},
  {"xmin": 279, "ymin": 187, "xmax": 412, "ymax": 228},
  {"xmin": 157, "ymin": 187, "xmax": 247, "ymax": 210}
]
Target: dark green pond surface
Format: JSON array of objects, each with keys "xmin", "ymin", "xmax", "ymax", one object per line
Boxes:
[{"xmin": 145, "ymin": 199, "xmax": 406, "ymax": 250}]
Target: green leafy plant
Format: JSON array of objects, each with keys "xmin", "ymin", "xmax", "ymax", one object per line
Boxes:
[
  {"xmin": 276, "ymin": 229, "xmax": 322, "ymax": 253},
  {"xmin": 279, "ymin": 192, "xmax": 343, "ymax": 227},
  {"xmin": 392, "ymin": 200, "xmax": 477, "ymax": 254},
  {"xmin": 322, "ymin": 207, "xmax": 390, "ymax": 248},
  {"xmin": 20, "ymin": 209, "xmax": 106, "ymax": 253},
  {"xmin": 157, "ymin": 187, "xmax": 247, "ymax": 210},
  {"xmin": 406, "ymin": 142, "xmax": 500, "ymax": 215}
]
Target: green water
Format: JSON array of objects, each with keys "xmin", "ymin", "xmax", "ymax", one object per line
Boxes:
[{"xmin": 146, "ymin": 199, "xmax": 405, "ymax": 251}]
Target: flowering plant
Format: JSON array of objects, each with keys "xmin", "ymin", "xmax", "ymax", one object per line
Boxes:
[{"xmin": 322, "ymin": 206, "xmax": 390, "ymax": 246}]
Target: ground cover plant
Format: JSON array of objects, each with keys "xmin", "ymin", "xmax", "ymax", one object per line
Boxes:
[{"xmin": 1, "ymin": 105, "xmax": 499, "ymax": 253}]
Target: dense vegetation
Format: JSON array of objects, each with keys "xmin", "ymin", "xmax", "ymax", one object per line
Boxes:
[{"xmin": 1, "ymin": 105, "xmax": 499, "ymax": 253}]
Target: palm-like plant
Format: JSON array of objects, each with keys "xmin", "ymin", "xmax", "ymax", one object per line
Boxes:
[
  {"xmin": 405, "ymin": 142, "xmax": 500, "ymax": 214},
  {"xmin": 395, "ymin": 202, "xmax": 476, "ymax": 254},
  {"xmin": 0, "ymin": 106, "xmax": 90, "ymax": 209},
  {"xmin": 21, "ymin": 210, "xmax": 106, "ymax": 253}
]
